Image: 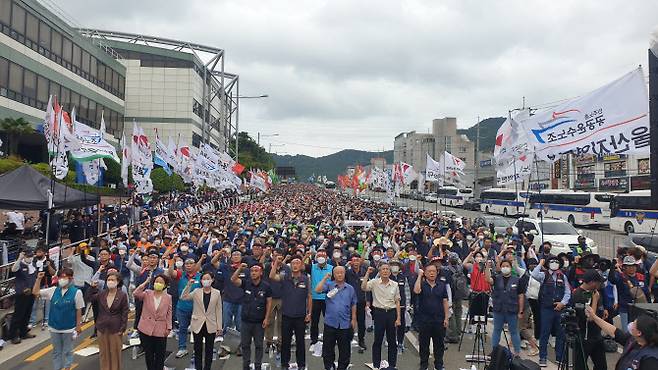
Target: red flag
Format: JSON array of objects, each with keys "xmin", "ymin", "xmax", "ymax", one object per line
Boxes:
[{"xmin": 232, "ymin": 162, "xmax": 245, "ymax": 175}]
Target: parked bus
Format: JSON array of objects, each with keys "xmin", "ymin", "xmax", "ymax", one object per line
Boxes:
[
  {"xmin": 479, "ymin": 188, "xmax": 532, "ymax": 217},
  {"xmin": 610, "ymin": 190, "xmax": 657, "ymax": 234},
  {"xmin": 437, "ymin": 186, "xmax": 473, "ymax": 207},
  {"xmin": 528, "ymin": 190, "xmax": 615, "ymax": 226}
]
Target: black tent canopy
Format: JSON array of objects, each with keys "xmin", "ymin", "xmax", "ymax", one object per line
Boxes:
[{"xmin": 0, "ymin": 165, "xmax": 100, "ymax": 210}]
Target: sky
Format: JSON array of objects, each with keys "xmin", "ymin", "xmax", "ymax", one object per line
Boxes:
[{"xmin": 56, "ymin": 0, "xmax": 658, "ymax": 157}]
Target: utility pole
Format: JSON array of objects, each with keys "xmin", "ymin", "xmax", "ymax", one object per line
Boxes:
[
  {"xmin": 650, "ymin": 49, "xmax": 658, "ymax": 207},
  {"xmin": 474, "ymin": 116, "xmax": 480, "ymax": 196}
]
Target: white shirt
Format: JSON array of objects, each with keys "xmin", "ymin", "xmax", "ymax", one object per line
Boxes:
[
  {"xmin": 39, "ymin": 286, "xmax": 85, "ymax": 333},
  {"xmin": 153, "ymin": 295, "xmax": 162, "ymax": 310},
  {"xmin": 6, "ymin": 211, "xmax": 25, "ymax": 230}
]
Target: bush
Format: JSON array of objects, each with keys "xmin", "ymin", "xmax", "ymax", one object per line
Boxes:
[
  {"xmin": 0, "ymin": 156, "xmax": 25, "ymax": 174},
  {"xmin": 150, "ymin": 167, "xmax": 186, "ymax": 193}
]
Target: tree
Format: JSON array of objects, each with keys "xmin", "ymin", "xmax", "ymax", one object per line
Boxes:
[
  {"xmin": 229, "ymin": 132, "xmax": 275, "ymax": 171},
  {"xmin": 0, "ymin": 117, "xmax": 34, "ymax": 157},
  {"xmin": 150, "ymin": 167, "xmax": 186, "ymax": 193}
]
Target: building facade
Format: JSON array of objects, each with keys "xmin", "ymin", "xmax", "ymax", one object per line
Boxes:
[
  {"xmin": 0, "ymin": 0, "xmax": 125, "ymax": 160},
  {"xmin": 556, "ymin": 153, "xmax": 650, "ymax": 193}
]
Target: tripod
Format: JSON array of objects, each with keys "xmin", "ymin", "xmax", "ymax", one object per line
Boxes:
[
  {"xmin": 460, "ymin": 292, "xmax": 490, "ymax": 366},
  {"xmin": 558, "ymin": 329, "xmax": 589, "ymax": 370}
]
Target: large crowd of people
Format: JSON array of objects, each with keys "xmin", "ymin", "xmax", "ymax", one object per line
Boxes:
[{"xmin": 7, "ymin": 184, "xmax": 658, "ymax": 370}]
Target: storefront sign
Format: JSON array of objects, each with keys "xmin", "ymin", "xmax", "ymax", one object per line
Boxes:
[
  {"xmin": 599, "ymin": 177, "xmax": 629, "ymax": 192},
  {"xmin": 638, "ymin": 158, "xmax": 650, "ymax": 175},
  {"xmin": 574, "ymin": 154, "xmax": 597, "ymax": 165},
  {"xmin": 603, "ymin": 154, "xmax": 626, "ymax": 162},
  {"xmin": 574, "ymin": 178, "xmax": 596, "ymax": 190},
  {"xmin": 604, "ymin": 161, "xmax": 627, "ymax": 178},
  {"xmin": 631, "ymin": 175, "xmax": 651, "ymax": 191},
  {"xmin": 480, "ymin": 159, "xmax": 492, "ymax": 168}
]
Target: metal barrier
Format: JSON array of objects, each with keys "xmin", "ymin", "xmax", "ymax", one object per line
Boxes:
[{"xmin": 0, "ymin": 195, "xmax": 244, "ymax": 308}]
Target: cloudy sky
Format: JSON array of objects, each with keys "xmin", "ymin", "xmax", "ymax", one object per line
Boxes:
[{"xmin": 58, "ymin": 0, "xmax": 658, "ymax": 157}]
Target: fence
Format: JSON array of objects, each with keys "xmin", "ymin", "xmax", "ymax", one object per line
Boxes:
[{"xmin": 0, "ymin": 195, "xmax": 245, "ymax": 309}]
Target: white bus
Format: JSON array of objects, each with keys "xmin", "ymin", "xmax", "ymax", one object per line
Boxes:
[
  {"xmin": 437, "ymin": 186, "xmax": 473, "ymax": 207},
  {"xmin": 528, "ymin": 190, "xmax": 615, "ymax": 226},
  {"xmin": 480, "ymin": 188, "xmax": 532, "ymax": 217},
  {"xmin": 610, "ymin": 190, "xmax": 657, "ymax": 234}
]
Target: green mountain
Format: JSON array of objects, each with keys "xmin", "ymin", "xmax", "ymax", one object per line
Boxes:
[
  {"xmin": 273, "ymin": 150, "xmax": 393, "ymax": 182},
  {"xmin": 457, "ymin": 117, "xmax": 506, "ymax": 153}
]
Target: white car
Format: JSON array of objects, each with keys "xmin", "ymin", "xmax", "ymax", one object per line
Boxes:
[
  {"xmin": 424, "ymin": 193, "xmax": 438, "ymax": 202},
  {"xmin": 513, "ymin": 218, "xmax": 599, "ymax": 256}
]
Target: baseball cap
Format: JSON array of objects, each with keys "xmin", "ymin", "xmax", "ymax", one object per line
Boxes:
[
  {"xmin": 582, "ymin": 269, "xmax": 605, "ymax": 284},
  {"xmin": 622, "ymin": 256, "xmax": 637, "ymax": 265}
]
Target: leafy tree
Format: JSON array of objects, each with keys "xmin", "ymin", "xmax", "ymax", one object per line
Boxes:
[
  {"xmin": 229, "ymin": 132, "xmax": 275, "ymax": 171},
  {"xmin": 0, "ymin": 117, "xmax": 34, "ymax": 157},
  {"xmin": 150, "ymin": 167, "xmax": 186, "ymax": 193},
  {"xmin": 103, "ymin": 158, "xmax": 122, "ymax": 185}
]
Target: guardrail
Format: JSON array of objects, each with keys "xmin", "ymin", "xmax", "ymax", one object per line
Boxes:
[{"xmin": 0, "ymin": 195, "xmax": 245, "ymax": 308}]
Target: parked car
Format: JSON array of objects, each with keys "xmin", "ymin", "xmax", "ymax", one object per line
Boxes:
[
  {"xmin": 424, "ymin": 193, "xmax": 438, "ymax": 202},
  {"xmin": 513, "ymin": 218, "xmax": 599, "ymax": 255},
  {"xmin": 463, "ymin": 198, "xmax": 481, "ymax": 211},
  {"xmin": 473, "ymin": 215, "xmax": 514, "ymax": 235}
]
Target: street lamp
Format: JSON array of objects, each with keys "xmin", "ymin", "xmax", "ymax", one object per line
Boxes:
[{"xmin": 257, "ymin": 132, "xmax": 278, "ymax": 145}]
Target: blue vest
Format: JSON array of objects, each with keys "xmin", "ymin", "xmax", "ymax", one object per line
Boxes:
[
  {"xmin": 616, "ymin": 340, "xmax": 658, "ymax": 370},
  {"xmin": 311, "ymin": 263, "xmax": 332, "ymax": 300},
  {"xmin": 539, "ymin": 271, "xmax": 566, "ymax": 309},
  {"xmin": 177, "ymin": 272, "xmax": 201, "ymax": 312},
  {"xmin": 49, "ymin": 286, "xmax": 79, "ymax": 330},
  {"xmin": 492, "ymin": 274, "xmax": 520, "ymax": 313}
]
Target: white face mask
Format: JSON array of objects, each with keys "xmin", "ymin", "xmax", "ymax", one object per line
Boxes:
[
  {"xmin": 501, "ymin": 267, "xmax": 512, "ymax": 276},
  {"xmin": 175, "ymin": 260, "xmax": 184, "ymax": 268},
  {"xmin": 201, "ymin": 279, "xmax": 212, "ymax": 288},
  {"xmin": 409, "ymin": 255, "xmax": 417, "ymax": 261},
  {"xmin": 563, "ymin": 260, "xmax": 570, "ymax": 268},
  {"xmin": 333, "ymin": 252, "xmax": 342, "ymax": 259},
  {"xmin": 496, "ymin": 239, "xmax": 504, "ymax": 244},
  {"xmin": 383, "ymin": 237, "xmax": 389, "ymax": 242},
  {"xmin": 316, "ymin": 256, "xmax": 327, "ymax": 264},
  {"xmin": 466, "ymin": 235, "xmax": 473, "ymax": 241},
  {"xmin": 180, "ymin": 246, "xmax": 189, "ymax": 252},
  {"xmin": 391, "ymin": 266, "xmax": 400, "ymax": 273},
  {"xmin": 106, "ymin": 281, "xmax": 118, "ymax": 289},
  {"xmin": 478, "ymin": 235, "xmax": 484, "ymax": 240},
  {"xmin": 58, "ymin": 278, "xmax": 69, "ymax": 288},
  {"xmin": 373, "ymin": 254, "xmax": 381, "ymax": 261},
  {"xmin": 119, "ymin": 249, "xmax": 126, "ymax": 256},
  {"xmin": 549, "ymin": 261, "xmax": 560, "ymax": 271}
]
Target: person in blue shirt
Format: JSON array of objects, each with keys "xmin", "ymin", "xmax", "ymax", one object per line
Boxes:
[
  {"xmin": 168, "ymin": 258, "xmax": 201, "ymax": 358},
  {"xmin": 306, "ymin": 249, "xmax": 333, "ymax": 350},
  {"xmin": 315, "ymin": 265, "xmax": 357, "ymax": 370},
  {"xmin": 531, "ymin": 256, "xmax": 572, "ymax": 367}
]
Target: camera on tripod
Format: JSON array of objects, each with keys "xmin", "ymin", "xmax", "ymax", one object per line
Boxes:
[{"xmin": 560, "ymin": 304, "xmax": 585, "ymax": 335}]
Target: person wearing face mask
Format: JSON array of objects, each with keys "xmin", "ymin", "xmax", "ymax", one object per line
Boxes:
[
  {"xmin": 586, "ymin": 309, "xmax": 658, "ymax": 370},
  {"xmin": 30, "ymin": 245, "xmax": 56, "ymax": 331},
  {"xmin": 169, "ymin": 258, "xmax": 201, "ymax": 358},
  {"xmin": 345, "ymin": 254, "xmax": 369, "ymax": 352},
  {"xmin": 486, "ymin": 259, "xmax": 526, "ymax": 356},
  {"xmin": 389, "ymin": 260, "xmax": 408, "ymax": 352},
  {"xmin": 181, "ymin": 272, "xmax": 223, "ymax": 370},
  {"xmin": 178, "ymin": 242, "xmax": 197, "ymax": 262},
  {"xmin": 9, "ymin": 250, "xmax": 38, "ymax": 344},
  {"xmin": 332, "ymin": 249, "xmax": 345, "ymax": 267},
  {"xmin": 32, "ymin": 268, "xmax": 84, "ymax": 370},
  {"xmin": 133, "ymin": 274, "xmax": 173, "ymax": 370},
  {"xmin": 610, "ymin": 256, "xmax": 649, "ymax": 333},
  {"xmin": 127, "ymin": 248, "xmax": 165, "ymax": 338},
  {"xmin": 539, "ymin": 241, "xmax": 553, "ymax": 261},
  {"xmin": 307, "ymin": 248, "xmax": 333, "ymax": 351},
  {"xmin": 88, "ymin": 272, "xmax": 129, "ymax": 370},
  {"xmin": 531, "ymin": 256, "xmax": 571, "ymax": 367}
]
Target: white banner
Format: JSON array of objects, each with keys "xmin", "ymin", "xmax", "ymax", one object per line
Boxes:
[
  {"xmin": 120, "ymin": 131, "xmax": 130, "ymax": 188},
  {"xmin": 425, "ymin": 153, "xmax": 442, "ymax": 182},
  {"xmin": 70, "ymin": 112, "xmax": 119, "ymax": 163},
  {"xmin": 400, "ymin": 162, "xmax": 418, "ymax": 185},
  {"xmin": 496, "ymin": 154, "xmax": 534, "ymax": 186},
  {"xmin": 520, "ymin": 67, "xmax": 650, "ymax": 162}
]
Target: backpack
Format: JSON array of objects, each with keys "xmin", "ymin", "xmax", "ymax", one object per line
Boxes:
[
  {"xmin": 510, "ymin": 357, "xmax": 541, "ymax": 370},
  {"xmin": 486, "ymin": 345, "xmax": 512, "ymax": 370},
  {"xmin": 451, "ymin": 265, "xmax": 470, "ymax": 301}
]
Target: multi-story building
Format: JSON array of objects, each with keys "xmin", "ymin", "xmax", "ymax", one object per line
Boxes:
[
  {"xmin": 0, "ymin": 0, "xmax": 125, "ymax": 161},
  {"xmin": 393, "ymin": 131, "xmax": 435, "ymax": 172},
  {"xmin": 556, "ymin": 153, "xmax": 650, "ymax": 193},
  {"xmin": 79, "ymin": 31, "xmax": 235, "ymax": 152}
]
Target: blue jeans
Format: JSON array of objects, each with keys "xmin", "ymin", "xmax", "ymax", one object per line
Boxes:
[
  {"xmin": 177, "ymin": 308, "xmax": 193, "ymax": 350},
  {"xmin": 223, "ymin": 301, "xmax": 241, "ymax": 333},
  {"xmin": 30, "ymin": 297, "xmax": 50, "ymax": 325},
  {"xmin": 539, "ymin": 307, "xmax": 565, "ymax": 361},
  {"xmin": 50, "ymin": 331, "xmax": 73, "ymax": 370},
  {"xmin": 492, "ymin": 311, "xmax": 522, "ymax": 354}
]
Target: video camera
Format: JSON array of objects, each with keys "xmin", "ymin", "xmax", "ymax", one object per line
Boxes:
[{"xmin": 561, "ymin": 303, "xmax": 588, "ymax": 335}]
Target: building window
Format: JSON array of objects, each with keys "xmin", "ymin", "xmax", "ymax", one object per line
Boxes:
[
  {"xmin": 8, "ymin": 62, "xmax": 22, "ymax": 94},
  {"xmin": 25, "ymin": 12, "xmax": 38, "ymax": 50},
  {"xmin": 38, "ymin": 20, "xmax": 50, "ymax": 51},
  {"xmin": 51, "ymin": 30, "xmax": 62, "ymax": 57},
  {"xmin": 0, "ymin": 57, "xmax": 8, "ymax": 90},
  {"xmin": 0, "ymin": 0, "xmax": 11, "ymax": 25},
  {"xmin": 10, "ymin": 3, "xmax": 25, "ymax": 36},
  {"xmin": 459, "ymin": 146, "xmax": 467, "ymax": 153},
  {"xmin": 192, "ymin": 133, "xmax": 202, "ymax": 148},
  {"xmin": 193, "ymin": 99, "xmax": 203, "ymax": 118}
]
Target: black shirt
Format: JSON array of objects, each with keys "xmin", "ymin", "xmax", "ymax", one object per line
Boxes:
[
  {"xmin": 203, "ymin": 291, "xmax": 210, "ymax": 311},
  {"xmin": 240, "ymin": 279, "xmax": 272, "ymax": 323},
  {"xmin": 570, "ymin": 287, "xmax": 602, "ymax": 340},
  {"xmin": 345, "ymin": 267, "xmax": 367, "ymax": 303},
  {"xmin": 280, "ymin": 273, "xmax": 310, "ymax": 318},
  {"xmin": 417, "ymin": 279, "xmax": 448, "ymax": 324}
]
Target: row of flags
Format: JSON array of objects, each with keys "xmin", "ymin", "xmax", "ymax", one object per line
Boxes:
[
  {"xmin": 337, "ymin": 150, "xmax": 469, "ymax": 203},
  {"xmin": 493, "ymin": 67, "xmax": 650, "ymax": 186},
  {"xmin": 42, "ymin": 94, "xmax": 257, "ymax": 195}
]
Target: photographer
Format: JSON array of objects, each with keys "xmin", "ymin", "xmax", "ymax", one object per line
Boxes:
[
  {"xmin": 585, "ymin": 309, "xmax": 658, "ymax": 370},
  {"xmin": 486, "ymin": 258, "xmax": 525, "ymax": 356},
  {"xmin": 569, "ymin": 269, "xmax": 607, "ymax": 370}
]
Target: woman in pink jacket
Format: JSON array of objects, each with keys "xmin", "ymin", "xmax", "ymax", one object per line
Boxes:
[{"xmin": 133, "ymin": 273, "xmax": 172, "ymax": 370}]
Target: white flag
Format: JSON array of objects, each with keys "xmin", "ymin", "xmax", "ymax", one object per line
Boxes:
[
  {"xmin": 520, "ymin": 67, "xmax": 650, "ymax": 162},
  {"xmin": 425, "ymin": 153, "xmax": 443, "ymax": 182},
  {"xmin": 70, "ymin": 111, "xmax": 119, "ymax": 163},
  {"xmin": 120, "ymin": 131, "xmax": 130, "ymax": 188},
  {"xmin": 49, "ymin": 110, "xmax": 68, "ymax": 180},
  {"xmin": 496, "ymin": 154, "xmax": 535, "ymax": 186},
  {"xmin": 495, "ymin": 111, "xmax": 536, "ymax": 185}
]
